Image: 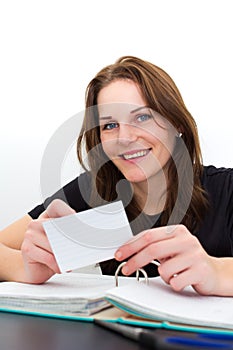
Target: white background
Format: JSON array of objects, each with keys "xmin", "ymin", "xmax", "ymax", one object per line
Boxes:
[{"xmin": 0, "ymin": 0, "xmax": 232, "ymax": 228}]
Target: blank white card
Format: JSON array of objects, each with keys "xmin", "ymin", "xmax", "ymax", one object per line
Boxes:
[{"xmin": 43, "ymin": 201, "xmax": 133, "ymax": 272}]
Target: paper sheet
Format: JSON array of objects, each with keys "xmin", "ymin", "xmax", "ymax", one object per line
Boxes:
[
  {"xmin": 105, "ymin": 277, "xmax": 233, "ymax": 329},
  {"xmin": 43, "ymin": 201, "xmax": 133, "ymax": 272}
]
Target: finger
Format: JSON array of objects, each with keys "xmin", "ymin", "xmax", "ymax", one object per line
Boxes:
[
  {"xmin": 120, "ymin": 242, "xmax": 159, "ymax": 275},
  {"xmin": 25, "ymin": 263, "xmax": 56, "ymax": 284},
  {"xmin": 115, "ymin": 225, "xmax": 180, "ymax": 261},
  {"xmin": 40, "ymin": 199, "xmax": 76, "ymax": 219},
  {"xmin": 158, "ymin": 253, "xmax": 193, "ymax": 283},
  {"xmin": 25, "ymin": 220, "xmax": 53, "ymax": 253},
  {"xmin": 168, "ymin": 268, "xmax": 200, "ymax": 292},
  {"xmin": 120, "ymin": 238, "xmax": 182, "ymax": 275},
  {"xmin": 22, "ymin": 237, "xmax": 60, "ymax": 273},
  {"xmin": 119, "ymin": 230, "xmax": 199, "ymax": 276}
]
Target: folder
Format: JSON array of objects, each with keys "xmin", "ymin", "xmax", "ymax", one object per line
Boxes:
[{"xmin": 1, "ymin": 271, "xmax": 233, "ymax": 336}]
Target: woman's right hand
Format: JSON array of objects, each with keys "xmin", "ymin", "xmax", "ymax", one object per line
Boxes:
[{"xmin": 21, "ymin": 199, "xmax": 75, "ymax": 284}]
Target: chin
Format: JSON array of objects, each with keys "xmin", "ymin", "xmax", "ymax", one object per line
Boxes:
[{"xmin": 123, "ymin": 171, "xmax": 148, "ymax": 184}]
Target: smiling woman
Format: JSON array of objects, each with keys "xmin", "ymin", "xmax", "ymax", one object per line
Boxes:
[
  {"xmin": 0, "ymin": 56, "xmax": 233, "ymax": 297},
  {"xmin": 98, "ymin": 81, "xmax": 178, "ymax": 217},
  {"xmin": 77, "ymin": 57, "xmax": 206, "ymax": 235},
  {"xmin": 98, "ymin": 81, "xmax": 177, "ymax": 185}
]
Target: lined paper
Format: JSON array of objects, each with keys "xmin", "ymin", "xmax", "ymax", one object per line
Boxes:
[
  {"xmin": 43, "ymin": 201, "xmax": 133, "ymax": 272},
  {"xmin": 105, "ymin": 276, "xmax": 233, "ymax": 329}
]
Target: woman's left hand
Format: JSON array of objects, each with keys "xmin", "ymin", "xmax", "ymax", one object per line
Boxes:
[{"xmin": 115, "ymin": 224, "xmax": 219, "ymax": 295}]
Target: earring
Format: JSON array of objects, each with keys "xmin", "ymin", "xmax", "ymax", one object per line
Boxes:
[{"xmin": 176, "ymin": 132, "xmax": 183, "ymax": 138}]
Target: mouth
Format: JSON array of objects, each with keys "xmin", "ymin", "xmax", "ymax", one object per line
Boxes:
[{"xmin": 119, "ymin": 148, "xmax": 151, "ymax": 160}]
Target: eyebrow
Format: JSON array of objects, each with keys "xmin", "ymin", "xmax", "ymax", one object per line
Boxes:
[
  {"xmin": 99, "ymin": 106, "xmax": 148, "ymax": 120},
  {"xmin": 130, "ymin": 105, "xmax": 148, "ymax": 114},
  {"xmin": 99, "ymin": 116, "xmax": 112, "ymax": 120}
]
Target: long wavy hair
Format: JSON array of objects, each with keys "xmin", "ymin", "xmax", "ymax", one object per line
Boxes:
[{"xmin": 77, "ymin": 56, "xmax": 208, "ymax": 235}]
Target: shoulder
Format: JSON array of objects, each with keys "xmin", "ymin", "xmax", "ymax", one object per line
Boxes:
[
  {"xmin": 63, "ymin": 171, "xmax": 92, "ymax": 193},
  {"xmin": 61, "ymin": 171, "xmax": 92, "ymax": 211},
  {"xmin": 202, "ymin": 165, "xmax": 233, "ymax": 199},
  {"xmin": 203, "ymin": 165, "xmax": 233, "ymax": 177},
  {"xmin": 198, "ymin": 166, "xmax": 233, "ymax": 256},
  {"xmin": 28, "ymin": 172, "xmax": 92, "ymax": 219},
  {"xmin": 202, "ymin": 165, "xmax": 233, "ymax": 184}
]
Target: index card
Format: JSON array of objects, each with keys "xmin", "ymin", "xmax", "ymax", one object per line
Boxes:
[{"xmin": 43, "ymin": 201, "xmax": 133, "ymax": 272}]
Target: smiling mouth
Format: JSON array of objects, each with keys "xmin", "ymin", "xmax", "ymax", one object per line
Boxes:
[{"xmin": 120, "ymin": 149, "xmax": 151, "ymax": 160}]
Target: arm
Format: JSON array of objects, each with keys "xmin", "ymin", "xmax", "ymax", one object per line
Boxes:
[
  {"xmin": 0, "ymin": 242, "xmax": 25, "ymax": 282},
  {"xmin": 0, "ymin": 215, "xmax": 32, "ymax": 282},
  {"xmin": 0, "ymin": 215, "xmax": 32, "ymax": 249},
  {"xmin": 0, "ymin": 200, "xmax": 75, "ymax": 284},
  {"xmin": 114, "ymin": 225, "xmax": 233, "ymax": 296},
  {"xmin": 21, "ymin": 199, "xmax": 75, "ymax": 284}
]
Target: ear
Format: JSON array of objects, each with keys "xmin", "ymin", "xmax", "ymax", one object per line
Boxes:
[{"xmin": 176, "ymin": 132, "xmax": 183, "ymax": 138}]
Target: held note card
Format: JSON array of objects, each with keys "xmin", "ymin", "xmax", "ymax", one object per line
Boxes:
[{"xmin": 43, "ymin": 201, "xmax": 133, "ymax": 272}]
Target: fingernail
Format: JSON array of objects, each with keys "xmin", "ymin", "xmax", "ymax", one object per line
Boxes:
[
  {"xmin": 115, "ymin": 251, "xmax": 122, "ymax": 260},
  {"xmin": 122, "ymin": 265, "xmax": 129, "ymax": 275}
]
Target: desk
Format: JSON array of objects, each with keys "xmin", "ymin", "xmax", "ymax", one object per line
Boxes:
[{"xmin": 0, "ymin": 312, "xmax": 140, "ymax": 350}]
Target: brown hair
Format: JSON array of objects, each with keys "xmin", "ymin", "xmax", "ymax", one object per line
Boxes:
[{"xmin": 77, "ymin": 56, "xmax": 208, "ymax": 234}]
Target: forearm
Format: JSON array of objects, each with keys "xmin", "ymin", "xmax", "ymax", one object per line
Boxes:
[
  {"xmin": 0, "ymin": 215, "xmax": 32, "ymax": 249},
  {"xmin": 0, "ymin": 243, "xmax": 26, "ymax": 282},
  {"xmin": 211, "ymin": 257, "xmax": 233, "ymax": 296}
]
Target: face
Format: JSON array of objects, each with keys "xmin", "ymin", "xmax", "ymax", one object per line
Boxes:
[{"xmin": 97, "ymin": 79, "xmax": 177, "ymax": 185}]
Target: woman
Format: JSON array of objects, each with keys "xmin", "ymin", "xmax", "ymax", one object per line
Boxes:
[{"xmin": 0, "ymin": 56, "xmax": 233, "ymax": 296}]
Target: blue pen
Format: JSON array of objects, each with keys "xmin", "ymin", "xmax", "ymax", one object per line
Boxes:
[{"xmin": 94, "ymin": 320, "xmax": 233, "ymax": 349}]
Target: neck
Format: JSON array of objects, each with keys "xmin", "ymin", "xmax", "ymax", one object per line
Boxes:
[{"xmin": 132, "ymin": 171, "xmax": 167, "ymax": 216}]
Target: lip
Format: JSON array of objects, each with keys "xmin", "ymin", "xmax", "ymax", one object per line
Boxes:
[{"xmin": 119, "ymin": 148, "xmax": 152, "ymax": 162}]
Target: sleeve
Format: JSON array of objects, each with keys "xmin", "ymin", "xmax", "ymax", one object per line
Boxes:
[
  {"xmin": 226, "ymin": 170, "xmax": 233, "ymax": 236},
  {"xmin": 28, "ymin": 172, "xmax": 92, "ymax": 219}
]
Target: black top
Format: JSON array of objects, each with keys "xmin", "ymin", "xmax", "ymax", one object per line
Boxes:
[{"xmin": 29, "ymin": 165, "xmax": 233, "ymax": 276}]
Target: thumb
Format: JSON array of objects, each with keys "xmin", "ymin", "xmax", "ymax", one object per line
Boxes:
[{"xmin": 39, "ymin": 199, "xmax": 76, "ymax": 219}]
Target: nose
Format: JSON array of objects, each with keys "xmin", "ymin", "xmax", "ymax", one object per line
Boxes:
[{"xmin": 117, "ymin": 122, "xmax": 138, "ymax": 146}]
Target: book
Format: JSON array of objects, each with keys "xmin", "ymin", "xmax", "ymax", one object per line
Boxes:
[
  {"xmin": 0, "ymin": 273, "xmax": 139, "ymax": 317},
  {"xmin": 105, "ymin": 276, "xmax": 233, "ymax": 331},
  {"xmin": 1, "ymin": 272, "xmax": 233, "ymax": 335}
]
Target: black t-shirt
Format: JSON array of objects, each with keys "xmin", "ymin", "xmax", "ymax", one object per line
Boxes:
[{"xmin": 29, "ymin": 165, "xmax": 233, "ymax": 276}]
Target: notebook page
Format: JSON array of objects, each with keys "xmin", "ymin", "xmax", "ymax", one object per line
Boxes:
[
  {"xmin": 105, "ymin": 277, "xmax": 233, "ymax": 329},
  {"xmin": 43, "ymin": 201, "xmax": 133, "ymax": 272},
  {"xmin": 0, "ymin": 273, "xmax": 138, "ymax": 315},
  {"xmin": 0, "ymin": 273, "xmax": 116, "ymax": 314},
  {"xmin": 0, "ymin": 273, "xmax": 116, "ymax": 299}
]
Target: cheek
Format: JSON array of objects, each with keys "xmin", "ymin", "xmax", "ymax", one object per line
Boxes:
[
  {"xmin": 162, "ymin": 127, "xmax": 176, "ymax": 147},
  {"xmin": 151, "ymin": 132, "xmax": 176, "ymax": 157},
  {"xmin": 100, "ymin": 132, "xmax": 107, "ymax": 150},
  {"xmin": 166, "ymin": 133, "xmax": 177, "ymax": 154},
  {"xmin": 100, "ymin": 135, "xmax": 116, "ymax": 157}
]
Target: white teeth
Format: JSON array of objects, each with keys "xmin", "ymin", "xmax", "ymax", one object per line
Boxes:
[{"xmin": 122, "ymin": 150, "xmax": 148, "ymax": 160}]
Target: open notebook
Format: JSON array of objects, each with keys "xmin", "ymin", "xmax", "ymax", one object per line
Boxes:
[{"xmin": 1, "ymin": 272, "xmax": 233, "ymax": 335}]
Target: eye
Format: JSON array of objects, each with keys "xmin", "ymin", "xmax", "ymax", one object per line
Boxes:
[
  {"xmin": 103, "ymin": 122, "xmax": 119, "ymax": 130},
  {"xmin": 137, "ymin": 114, "xmax": 152, "ymax": 122}
]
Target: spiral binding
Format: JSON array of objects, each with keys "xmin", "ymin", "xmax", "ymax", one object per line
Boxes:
[{"xmin": 114, "ymin": 260, "xmax": 160, "ymax": 287}]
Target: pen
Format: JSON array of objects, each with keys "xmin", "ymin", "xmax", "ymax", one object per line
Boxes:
[{"xmin": 94, "ymin": 319, "xmax": 233, "ymax": 349}]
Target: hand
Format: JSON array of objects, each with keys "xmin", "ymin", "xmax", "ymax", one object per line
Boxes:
[
  {"xmin": 21, "ymin": 199, "xmax": 75, "ymax": 284},
  {"xmin": 115, "ymin": 224, "xmax": 219, "ymax": 295}
]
